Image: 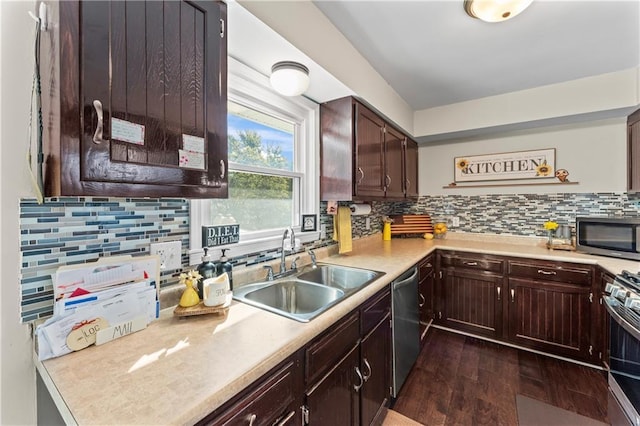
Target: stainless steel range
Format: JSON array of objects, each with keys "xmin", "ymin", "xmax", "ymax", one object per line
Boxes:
[{"xmin": 604, "ymin": 271, "xmax": 640, "ymax": 426}]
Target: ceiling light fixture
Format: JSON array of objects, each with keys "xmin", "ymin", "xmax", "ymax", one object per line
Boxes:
[
  {"xmin": 270, "ymin": 61, "xmax": 310, "ymax": 97},
  {"xmin": 464, "ymin": 0, "xmax": 533, "ymax": 23}
]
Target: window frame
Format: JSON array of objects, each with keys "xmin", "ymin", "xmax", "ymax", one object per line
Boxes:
[{"xmin": 189, "ymin": 58, "xmax": 319, "ymax": 264}]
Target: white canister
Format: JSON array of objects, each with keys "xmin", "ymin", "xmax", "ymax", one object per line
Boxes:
[{"xmin": 203, "ymin": 273, "xmax": 230, "ymax": 307}]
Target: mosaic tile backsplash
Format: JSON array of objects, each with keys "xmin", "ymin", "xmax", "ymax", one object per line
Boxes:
[
  {"xmin": 20, "ymin": 198, "xmax": 189, "ymax": 322},
  {"xmin": 19, "ymin": 192, "xmax": 640, "ymax": 322}
]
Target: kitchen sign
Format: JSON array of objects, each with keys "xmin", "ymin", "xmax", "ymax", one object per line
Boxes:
[
  {"xmin": 202, "ymin": 224, "xmax": 240, "ymax": 247},
  {"xmin": 454, "ymin": 148, "xmax": 555, "ymax": 183}
]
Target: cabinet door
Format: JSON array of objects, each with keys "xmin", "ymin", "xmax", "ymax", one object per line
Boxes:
[
  {"xmin": 354, "ymin": 104, "xmax": 385, "ymax": 199},
  {"xmin": 384, "ymin": 125, "xmax": 405, "ymax": 199},
  {"xmin": 306, "ymin": 343, "xmax": 360, "ymax": 426},
  {"xmin": 628, "ymin": 108, "xmax": 640, "ymax": 192},
  {"xmin": 419, "ymin": 256, "xmax": 435, "ymax": 343},
  {"xmin": 78, "ymin": 1, "xmax": 227, "ymax": 197},
  {"xmin": 441, "ymin": 269, "xmax": 503, "ymax": 339},
  {"xmin": 360, "ymin": 314, "xmax": 391, "ymax": 426},
  {"xmin": 508, "ymin": 277, "xmax": 591, "ymax": 360},
  {"xmin": 404, "ymin": 138, "xmax": 419, "ymax": 199}
]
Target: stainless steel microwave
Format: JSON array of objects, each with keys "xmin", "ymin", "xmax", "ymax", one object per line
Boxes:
[{"xmin": 576, "ymin": 216, "xmax": 640, "ymax": 261}]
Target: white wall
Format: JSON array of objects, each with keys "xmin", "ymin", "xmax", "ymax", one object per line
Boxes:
[
  {"xmin": 419, "ymin": 117, "xmax": 627, "ymax": 196},
  {"xmin": 237, "ymin": 0, "xmax": 414, "ymax": 134},
  {"xmin": 1, "ymin": 1, "xmax": 38, "ymax": 424}
]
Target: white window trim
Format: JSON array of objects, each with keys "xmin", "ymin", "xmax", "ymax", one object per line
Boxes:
[{"xmin": 189, "ymin": 57, "xmax": 320, "ymax": 265}]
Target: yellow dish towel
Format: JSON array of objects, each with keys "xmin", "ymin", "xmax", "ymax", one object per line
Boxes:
[{"xmin": 333, "ymin": 206, "xmax": 353, "ymax": 254}]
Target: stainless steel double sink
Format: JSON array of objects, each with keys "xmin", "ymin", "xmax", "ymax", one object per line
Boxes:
[{"xmin": 233, "ymin": 264, "xmax": 384, "ymax": 322}]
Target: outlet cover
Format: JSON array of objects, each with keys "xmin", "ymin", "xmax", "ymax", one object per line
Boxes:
[
  {"xmin": 452, "ymin": 217, "xmax": 460, "ymax": 227},
  {"xmin": 150, "ymin": 241, "xmax": 182, "ymax": 270}
]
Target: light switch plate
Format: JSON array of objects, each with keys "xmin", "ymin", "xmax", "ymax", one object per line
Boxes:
[{"xmin": 150, "ymin": 240, "xmax": 182, "ymax": 270}]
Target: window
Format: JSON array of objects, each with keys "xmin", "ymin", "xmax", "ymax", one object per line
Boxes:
[{"xmin": 189, "ymin": 58, "xmax": 319, "ymax": 263}]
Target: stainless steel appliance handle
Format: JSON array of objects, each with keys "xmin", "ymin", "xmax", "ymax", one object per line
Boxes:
[
  {"xmin": 393, "ymin": 268, "xmax": 418, "ymax": 290},
  {"xmin": 604, "ymin": 296, "xmax": 640, "ymax": 340}
]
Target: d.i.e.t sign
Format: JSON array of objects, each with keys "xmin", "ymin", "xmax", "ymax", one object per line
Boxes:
[{"xmin": 202, "ymin": 224, "xmax": 240, "ymax": 247}]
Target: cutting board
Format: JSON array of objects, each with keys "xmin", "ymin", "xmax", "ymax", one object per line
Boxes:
[{"xmin": 390, "ymin": 215, "xmax": 434, "ymax": 235}]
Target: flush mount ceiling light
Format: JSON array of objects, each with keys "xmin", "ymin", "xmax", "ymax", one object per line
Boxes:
[
  {"xmin": 270, "ymin": 61, "xmax": 310, "ymax": 97},
  {"xmin": 464, "ymin": 0, "xmax": 533, "ymax": 22}
]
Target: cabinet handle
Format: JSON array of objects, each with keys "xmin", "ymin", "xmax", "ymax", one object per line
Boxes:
[
  {"xmin": 92, "ymin": 100, "xmax": 108, "ymax": 144},
  {"xmin": 385, "ymin": 175, "xmax": 391, "ymax": 187},
  {"xmin": 419, "ymin": 293, "xmax": 425, "ymax": 307},
  {"xmin": 357, "ymin": 167, "xmax": 365, "ymax": 184},
  {"xmin": 426, "ymin": 263, "xmax": 432, "ymax": 268},
  {"xmin": 463, "ymin": 261, "xmax": 478, "ymax": 266},
  {"xmin": 537, "ymin": 269, "xmax": 556, "ymax": 275},
  {"xmin": 275, "ymin": 410, "xmax": 296, "ymax": 426},
  {"xmin": 362, "ymin": 358, "xmax": 372, "ymax": 382},
  {"xmin": 220, "ymin": 18, "xmax": 225, "ymax": 38},
  {"xmin": 406, "ymin": 179, "xmax": 411, "ymax": 190},
  {"xmin": 248, "ymin": 413, "xmax": 257, "ymax": 426},
  {"xmin": 220, "ymin": 160, "xmax": 226, "ymax": 179},
  {"xmin": 510, "ymin": 289, "xmax": 515, "ymax": 302},
  {"xmin": 353, "ymin": 367, "xmax": 364, "ymax": 392},
  {"xmin": 497, "ymin": 286, "xmax": 501, "ymax": 301}
]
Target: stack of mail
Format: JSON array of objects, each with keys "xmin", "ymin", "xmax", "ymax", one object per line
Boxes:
[{"xmin": 37, "ymin": 255, "xmax": 160, "ymax": 361}]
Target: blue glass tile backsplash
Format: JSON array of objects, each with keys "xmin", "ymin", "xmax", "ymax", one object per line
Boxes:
[
  {"xmin": 18, "ymin": 192, "xmax": 640, "ymax": 322},
  {"xmin": 19, "ymin": 197, "xmax": 189, "ymax": 322}
]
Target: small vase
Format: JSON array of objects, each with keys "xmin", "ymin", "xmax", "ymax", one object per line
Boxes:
[{"xmin": 547, "ymin": 230, "xmax": 554, "ymax": 248}]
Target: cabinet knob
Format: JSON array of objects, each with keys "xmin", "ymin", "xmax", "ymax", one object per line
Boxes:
[{"xmin": 92, "ymin": 100, "xmax": 108, "ymax": 144}]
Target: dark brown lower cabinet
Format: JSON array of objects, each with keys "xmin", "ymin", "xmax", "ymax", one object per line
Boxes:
[
  {"xmin": 507, "ymin": 277, "xmax": 591, "ymax": 361},
  {"xmin": 418, "ymin": 255, "xmax": 435, "ymax": 345},
  {"xmin": 306, "ymin": 343, "xmax": 361, "ymax": 425},
  {"xmin": 196, "ymin": 350, "xmax": 303, "ymax": 426},
  {"xmin": 440, "ymin": 268, "xmax": 503, "ymax": 340},
  {"xmin": 360, "ymin": 314, "xmax": 391, "ymax": 426}
]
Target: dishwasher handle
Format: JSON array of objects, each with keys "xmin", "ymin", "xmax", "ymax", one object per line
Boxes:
[{"xmin": 392, "ymin": 267, "xmax": 418, "ymax": 290}]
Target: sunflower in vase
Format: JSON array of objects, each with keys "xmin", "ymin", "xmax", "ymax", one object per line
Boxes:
[{"xmin": 543, "ymin": 221, "xmax": 559, "ymax": 246}]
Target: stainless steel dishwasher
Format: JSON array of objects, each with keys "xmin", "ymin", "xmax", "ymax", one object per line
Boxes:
[{"xmin": 391, "ymin": 266, "xmax": 420, "ymax": 398}]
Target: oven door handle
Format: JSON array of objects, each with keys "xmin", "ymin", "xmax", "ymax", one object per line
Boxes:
[{"xmin": 604, "ymin": 296, "xmax": 640, "ymax": 341}]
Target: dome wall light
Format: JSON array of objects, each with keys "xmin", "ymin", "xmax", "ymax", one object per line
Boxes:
[
  {"xmin": 270, "ymin": 61, "xmax": 310, "ymax": 97},
  {"xmin": 464, "ymin": 0, "xmax": 534, "ymax": 23}
]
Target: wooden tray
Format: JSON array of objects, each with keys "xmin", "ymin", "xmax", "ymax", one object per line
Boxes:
[
  {"xmin": 390, "ymin": 215, "xmax": 434, "ymax": 235},
  {"xmin": 173, "ymin": 293, "xmax": 232, "ymax": 317}
]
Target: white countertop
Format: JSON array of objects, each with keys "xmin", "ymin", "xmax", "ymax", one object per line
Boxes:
[{"xmin": 35, "ymin": 232, "xmax": 639, "ymax": 425}]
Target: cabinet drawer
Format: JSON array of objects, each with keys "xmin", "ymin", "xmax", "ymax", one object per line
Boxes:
[
  {"xmin": 305, "ymin": 311, "xmax": 360, "ymax": 385},
  {"xmin": 440, "ymin": 253, "xmax": 504, "ymax": 274},
  {"xmin": 361, "ymin": 288, "xmax": 391, "ymax": 336},
  {"xmin": 199, "ymin": 354, "xmax": 300, "ymax": 426},
  {"xmin": 419, "ymin": 255, "xmax": 434, "ymax": 277},
  {"xmin": 508, "ymin": 260, "xmax": 592, "ymax": 286}
]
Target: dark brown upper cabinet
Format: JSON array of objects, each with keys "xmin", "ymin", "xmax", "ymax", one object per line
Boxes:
[
  {"xmin": 320, "ymin": 96, "xmax": 418, "ymax": 201},
  {"xmin": 41, "ymin": 1, "xmax": 228, "ymax": 198},
  {"xmin": 628, "ymin": 108, "xmax": 640, "ymax": 192}
]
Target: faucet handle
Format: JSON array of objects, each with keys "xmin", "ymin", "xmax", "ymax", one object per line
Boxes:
[
  {"xmin": 263, "ymin": 265, "xmax": 274, "ymax": 281},
  {"xmin": 291, "ymin": 256, "xmax": 300, "ymax": 271},
  {"xmin": 308, "ymin": 249, "xmax": 317, "ymax": 268}
]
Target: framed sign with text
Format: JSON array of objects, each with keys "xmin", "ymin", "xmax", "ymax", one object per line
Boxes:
[
  {"xmin": 202, "ymin": 224, "xmax": 240, "ymax": 247},
  {"xmin": 454, "ymin": 148, "xmax": 555, "ymax": 183}
]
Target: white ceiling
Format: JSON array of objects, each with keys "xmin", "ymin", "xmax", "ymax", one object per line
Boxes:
[{"xmin": 312, "ymin": 0, "xmax": 640, "ymax": 110}]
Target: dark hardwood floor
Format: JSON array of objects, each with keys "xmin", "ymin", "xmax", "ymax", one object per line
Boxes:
[{"xmin": 392, "ymin": 328, "xmax": 610, "ymax": 425}]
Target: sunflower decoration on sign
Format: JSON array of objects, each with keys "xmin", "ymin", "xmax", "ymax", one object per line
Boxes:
[
  {"xmin": 535, "ymin": 161, "xmax": 552, "ymax": 177},
  {"xmin": 456, "ymin": 158, "xmax": 470, "ymax": 172}
]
